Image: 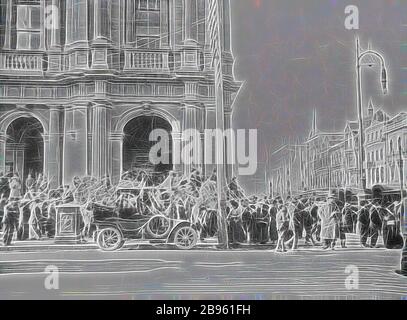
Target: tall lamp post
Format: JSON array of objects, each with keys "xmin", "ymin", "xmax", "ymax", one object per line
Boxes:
[
  {"xmin": 355, "ymin": 38, "xmax": 388, "ymax": 196},
  {"xmin": 396, "ymin": 138, "xmax": 407, "ymax": 276}
]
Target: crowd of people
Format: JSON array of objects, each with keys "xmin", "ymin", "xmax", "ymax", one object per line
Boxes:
[
  {"xmin": 226, "ymin": 193, "xmax": 404, "ymax": 252},
  {"xmin": 0, "ymin": 169, "xmax": 404, "ymax": 251}
]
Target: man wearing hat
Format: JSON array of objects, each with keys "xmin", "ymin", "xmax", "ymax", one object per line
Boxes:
[
  {"xmin": 8, "ymin": 173, "xmax": 22, "ymax": 201},
  {"xmin": 275, "ymin": 204, "xmax": 290, "ymax": 252},
  {"xmin": 357, "ymin": 200, "xmax": 371, "ymax": 248},
  {"xmin": 318, "ymin": 193, "xmax": 339, "ymax": 250},
  {"xmin": 0, "ymin": 172, "xmax": 10, "ymax": 199},
  {"xmin": 369, "ymin": 198, "xmax": 383, "ymax": 248},
  {"xmin": 290, "ymin": 198, "xmax": 305, "ymax": 250}
]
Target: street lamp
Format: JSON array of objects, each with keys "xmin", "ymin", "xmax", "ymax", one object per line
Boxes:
[
  {"xmin": 355, "ymin": 38, "xmax": 389, "ymax": 194},
  {"xmin": 396, "ymin": 137, "xmax": 407, "ymax": 276}
]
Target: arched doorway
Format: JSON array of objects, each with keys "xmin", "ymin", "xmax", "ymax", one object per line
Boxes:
[
  {"xmin": 122, "ymin": 115, "xmax": 173, "ymax": 185},
  {"xmin": 5, "ymin": 117, "xmax": 44, "ymax": 189}
]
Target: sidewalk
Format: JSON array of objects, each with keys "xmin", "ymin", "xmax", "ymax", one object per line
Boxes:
[
  {"xmin": 0, "ymin": 234, "xmax": 382, "ymax": 252},
  {"xmin": 0, "ymin": 236, "xmax": 221, "ymax": 252}
]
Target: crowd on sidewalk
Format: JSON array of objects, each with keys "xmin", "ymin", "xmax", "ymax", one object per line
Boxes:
[{"xmin": 0, "ymin": 169, "xmax": 404, "ymax": 251}]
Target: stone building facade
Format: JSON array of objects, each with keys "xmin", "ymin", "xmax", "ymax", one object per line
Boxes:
[
  {"xmin": 270, "ymin": 103, "xmax": 407, "ymax": 197},
  {"xmin": 0, "ymin": 0, "xmax": 240, "ymax": 188}
]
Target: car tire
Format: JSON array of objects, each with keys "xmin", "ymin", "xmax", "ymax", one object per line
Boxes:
[
  {"xmin": 97, "ymin": 227, "xmax": 124, "ymax": 251},
  {"xmin": 173, "ymin": 226, "xmax": 198, "ymax": 250}
]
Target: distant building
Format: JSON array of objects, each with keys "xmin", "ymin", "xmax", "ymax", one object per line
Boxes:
[
  {"xmin": 270, "ymin": 101, "xmax": 407, "ymax": 197},
  {"xmin": 365, "ymin": 106, "xmax": 388, "ymax": 188},
  {"xmin": 385, "ymin": 112, "xmax": 407, "ymax": 189}
]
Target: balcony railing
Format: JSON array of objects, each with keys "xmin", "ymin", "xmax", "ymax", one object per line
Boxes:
[
  {"xmin": 123, "ymin": 49, "xmax": 169, "ymax": 72},
  {"xmin": 0, "ymin": 51, "xmax": 43, "ymax": 74}
]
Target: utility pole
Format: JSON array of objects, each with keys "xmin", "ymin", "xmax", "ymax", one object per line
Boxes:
[
  {"xmin": 209, "ymin": 0, "xmax": 228, "ymax": 249},
  {"xmin": 396, "ymin": 137, "xmax": 407, "ymax": 276}
]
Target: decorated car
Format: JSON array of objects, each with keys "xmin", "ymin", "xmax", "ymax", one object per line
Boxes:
[{"xmin": 92, "ymin": 188, "xmax": 198, "ymax": 251}]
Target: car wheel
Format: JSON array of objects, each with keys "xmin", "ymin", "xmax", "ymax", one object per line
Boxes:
[
  {"xmin": 97, "ymin": 227, "xmax": 124, "ymax": 251},
  {"xmin": 173, "ymin": 226, "xmax": 198, "ymax": 250}
]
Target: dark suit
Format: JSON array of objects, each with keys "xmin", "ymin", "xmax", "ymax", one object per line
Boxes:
[{"xmin": 3, "ymin": 202, "xmax": 19, "ymax": 246}]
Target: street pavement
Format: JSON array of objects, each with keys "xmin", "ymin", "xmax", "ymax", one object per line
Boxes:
[{"xmin": 0, "ymin": 243, "xmax": 406, "ymax": 300}]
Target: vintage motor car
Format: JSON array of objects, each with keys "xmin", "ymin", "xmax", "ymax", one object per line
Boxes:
[{"xmin": 92, "ymin": 188, "xmax": 198, "ymax": 251}]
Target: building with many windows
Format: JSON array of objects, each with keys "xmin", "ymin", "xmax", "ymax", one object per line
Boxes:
[
  {"xmin": 270, "ymin": 102, "xmax": 407, "ymax": 197},
  {"xmin": 0, "ymin": 0, "xmax": 240, "ymax": 188}
]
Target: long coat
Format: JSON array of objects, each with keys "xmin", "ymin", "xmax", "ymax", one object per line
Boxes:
[
  {"xmin": 9, "ymin": 178, "xmax": 22, "ymax": 200},
  {"xmin": 318, "ymin": 203, "xmax": 338, "ymax": 240}
]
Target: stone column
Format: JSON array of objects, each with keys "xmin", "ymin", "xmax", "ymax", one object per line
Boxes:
[
  {"xmin": 0, "ymin": 133, "xmax": 6, "ymax": 174},
  {"xmin": 63, "ymin": 104, "xmax": 88, "ymax": 186},
  {"xmin": 126, "ymin": 0, "xmax": 136, "ymax": 45},
  {"xmin": 43, "ymin": 133, "xmax": 50, "ymax": 179},
  {"xmin": 94, "ymin": 0, "xmax": 102, "ymax": 39},
  {"xmin": 94, "ymin": 0, "xmax": 111, "ymax": 40},
  {"xmin": 47, "ymin": 107, "xmax": 62, "ymax": 188},
  {"xmin": 49, "ymin": 0, "xmax": 61, "ymax": 49},
  {"xmin": 91, "ymin": 103, "xmax": 110, "ymax": 179},
  {"xmin": 184, "ymin": 0, "xmax": 193, "ymax": 41},
  {"xmin": 160, "ymin": 0, "xmax": 170, "ymax": 47},
  {"xmin": 91, "ymin": 0, "xmax": 111, "ymax": 69},
  {"xmin": 3, "ymin": 0, "xmax": 13, "ymax": 49},
  {"xmin": 179, "ymin": 0, "xmax": 199, "ymax": 71},
  {"xmin": 40, "ymin": 0, "xmax": 46, "ymax": 50},
  {"xmin": 47, "ymin": 0, "xmax": 62, "ymax": 73},
  {"xmin": 110, "ymin": 132, "xmax": 123, "ymax": 184},
  {"xmin": 182, "ymin": 104, "xmax": 201, "ymax": 175}
]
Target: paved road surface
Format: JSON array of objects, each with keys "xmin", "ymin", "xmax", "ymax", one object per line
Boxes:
[{"xmin": 0, "ymin": 247, "xmax": 406, "ymax": 300}]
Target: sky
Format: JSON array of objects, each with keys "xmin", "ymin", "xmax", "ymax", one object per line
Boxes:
[{"xmin": 229, "ymin": 0, "xmax": 407, "ymax": 193}]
